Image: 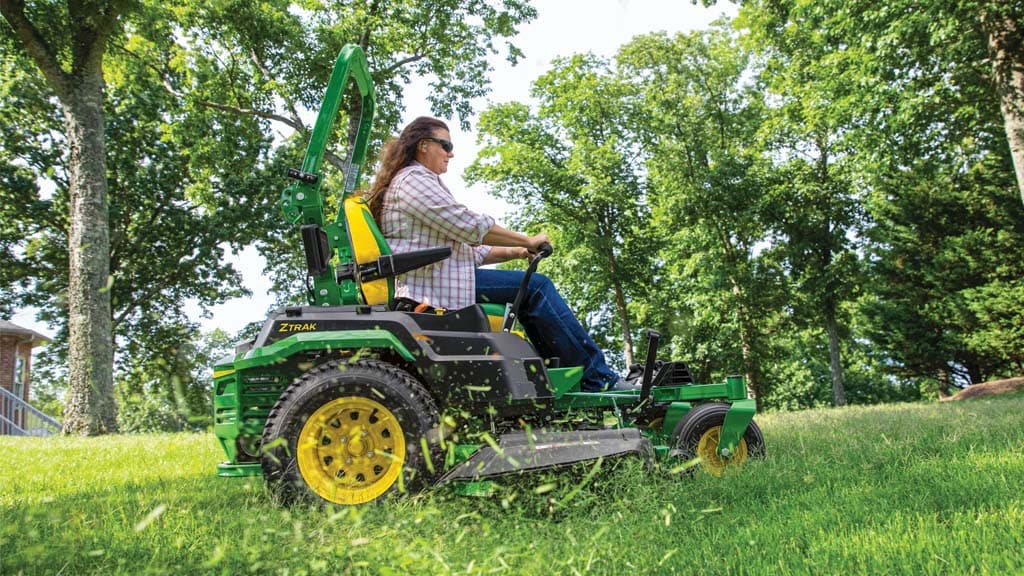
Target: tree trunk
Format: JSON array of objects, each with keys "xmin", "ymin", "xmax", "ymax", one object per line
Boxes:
[
  {"xmin": 1, "ymin": 0, "xmax": 121, "ymax": 434},
  {"xmin": 60, "ymin": 76, "xmax": 117, "ymax": 435},
  {"xmin": 732, "ymin": 280, "xmax": 763, "ymax": 411},
  {"xmin": 825, "ymin": 310, "xmax": 846, "ymax": 407},
  {"xmin": 983, "ymin": 5, "xmax": 1024, "ymax": 205},
  {"xmin": 937, "ymin": 368, "xmax": 951, "ymax": 398},
  {"xmin": 606, "ymin": 249, "xmax": 634, "ymax": 367}
]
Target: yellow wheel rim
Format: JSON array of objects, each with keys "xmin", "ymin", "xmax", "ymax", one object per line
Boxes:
[
  {"xmin": 297, "ymin": 396, "xmax": 406, "ymax": 504},
  {"xmin": 695, "ymin": 425, "xmax": 748, "ymax": 477}
]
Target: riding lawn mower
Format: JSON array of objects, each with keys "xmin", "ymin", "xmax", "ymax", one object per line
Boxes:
[{"xmin": 212, "ymin": 45, "xmax": 765, "ymax": 506}]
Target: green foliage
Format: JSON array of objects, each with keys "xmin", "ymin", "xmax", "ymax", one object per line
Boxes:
[
  {"xmin": 3, "ymin": 397, "xmax": 1023, "ymax": 574},
  {"xmin": 159, "ymin": 0, "xmax": 536, "ymax": 138},
  {"xmin": 0, "ymin": 33, "xmax": 67, "ymax": 319},
  {"xmin": 762, "ymin": 328, "xmax": 921, "ymax": 411},
  {"xmin": 616, "ymin": 27, "xmax": 791, "ymax": 400},
  {"xmin": 736, "ymin": 0, "xmax": 1024, "ymax": 395},
  {"xmin": 469, "ymin": 54, "xmax": 659, "ymax": 366},
  {"xmin": 26, "ymin": 379, "xmax": 65, "ymax": 420},
  {"xmin": 736, "ymin": 0, "xmax": 878, "ymax": 406},
  {"xmin": 2, "ymin": 0, "xmax": 538, "ymax": 422},
  {"xmin": 115, "ymin": 325, "xmax": 239, "ymax": 432},
  {"xmin": 861, "ymin": 161, "xmax": 1024, "ymax": 386},
  {"xmin": 963, "ymin": 279, "xmax": 1024, "ymax": 365},
  {"xmin": 116, "ymin": 394, "xmax": 191, "ymax": 433}
]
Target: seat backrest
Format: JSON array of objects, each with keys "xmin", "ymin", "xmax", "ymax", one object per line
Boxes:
[
  {"xmin": 342, "ymin": 196, "xmax": 507, "ymax": 332},
  {"xmin": 342, "ymin": 196, "xmax": 393, "ymax": 306}
]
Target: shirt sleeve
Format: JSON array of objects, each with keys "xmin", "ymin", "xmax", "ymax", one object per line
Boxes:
[
  {"xmin": 474, "ymin": 245, "xmax": 492, "ymax": 267},
  {"xmin": 396, "ymin": 169, "xmax": 495, "ymax": 245}
]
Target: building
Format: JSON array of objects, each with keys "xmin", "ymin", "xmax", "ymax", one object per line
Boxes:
[{"xmin": 0, "ymin": 319, "xmax": 58, "ymax": 435}]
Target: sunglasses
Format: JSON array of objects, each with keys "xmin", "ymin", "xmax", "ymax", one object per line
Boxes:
[{"xmin": 423, "ymin": 137, "xmax": 454, "ymax": 153}]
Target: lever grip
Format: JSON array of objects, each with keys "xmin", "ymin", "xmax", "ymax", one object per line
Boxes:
[{"xmin": 504, "ymin": 242, "xmax": 553, "ymax": 333}]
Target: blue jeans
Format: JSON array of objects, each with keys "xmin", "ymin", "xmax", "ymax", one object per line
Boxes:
[{"xmin": 475, "ymin": 268, "xmax": 618, "ymax": 392}]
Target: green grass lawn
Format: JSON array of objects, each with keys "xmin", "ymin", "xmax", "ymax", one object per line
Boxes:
[{"xmin": 3, "ymin": 395, "xmax": 1023, "ymax": 575}]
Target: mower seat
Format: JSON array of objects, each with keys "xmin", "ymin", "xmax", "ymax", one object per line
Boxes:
[
  {"xmin": 343, "ymin": 196, "xmax": 508, "ymax": 330},
  {"xmin": 406, "ymin": 305, "xmax": 491, "ymax": 332}
]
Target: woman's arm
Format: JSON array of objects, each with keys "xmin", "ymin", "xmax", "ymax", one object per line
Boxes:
[
  {"xmin": 481, "ymin": 246, "xmax": 530, "ymax": 265},
  {"xmin": 482, "ymin": 223, "xmax": 548, "ymax": 253},
  {"xmin": 396, "ymin": 170, "xmax": 496, "ymax": 245},
  {"xmin": 393, "ymin": 168, "xmax": 549, "ymax": 260}
]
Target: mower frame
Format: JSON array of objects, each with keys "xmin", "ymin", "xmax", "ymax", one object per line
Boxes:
[{"xmin": 213, "ymin": 45, "xmax": 761, "ymax": 500}]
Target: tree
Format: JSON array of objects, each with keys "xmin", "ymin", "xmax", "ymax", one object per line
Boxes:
[
  {"xmin": 1, "ymin": 0, "xmax": 132, "ymax": 434},
  {"xmin": 617, "ymin": 28, "xmax": 788, "ymax": 407},
  {"xmin": 737, "ymin": 1, "xmax": 878, "ymax": 406},
  {"xmin": 736, "ymin": 0, "xmax": 1024, "ymax": 394},
  {"xmin": 468, "ymin": 54, "xmax": 657, "ymax": 366},
  {"xmin": 862, "ymin": 153, "xmax": 1024, "ymax": 393},
  {"xmin": 980, "ymin": 1, "xmax": 1024, "ymax": 205},
  {"xmin": 2, "ymin": 0, "xmax": 537, "ymax": 431},
  {"xmin": 720, "ymin": 0, "xmax": 1023, "ymax": 204},
  {"xmin": 853, "ymin": 0, "xmax": 1024, "ymax": 205},
  {"xmin": 1, "ymin": 7, "xmax": 280, "ymax": 424},
  {"xmin": 145, "ymin": 0, "xmax": 539, "ymax": 303},
  {"xmin": 117, "ymin": 326, "xmax": 234, "ymax": 432}
]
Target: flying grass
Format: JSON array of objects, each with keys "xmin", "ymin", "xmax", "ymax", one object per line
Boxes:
[{"xmin": 2, "ymin": 395, "xmax": 1023, "ymax": 575}]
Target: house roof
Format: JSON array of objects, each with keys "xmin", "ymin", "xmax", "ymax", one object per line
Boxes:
[{"xmin": 0, "ymin": 320, "xmax": 50, "ymax": 347}]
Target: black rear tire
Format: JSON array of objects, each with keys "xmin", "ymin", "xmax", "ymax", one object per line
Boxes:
[{"xmin": 261, "ymin": 358, "xmax": 440, "ymax": 505}]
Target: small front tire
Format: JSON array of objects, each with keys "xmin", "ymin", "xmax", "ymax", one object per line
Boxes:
[{"xmin": 671, "ymin": 402, "xmax": 765, "ymax": 477}]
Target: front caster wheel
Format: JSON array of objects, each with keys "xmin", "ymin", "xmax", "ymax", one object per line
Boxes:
[
  {"xmin": 261, "ymin": 359, "xmax": 440, "ymax": 505},
  {"xmin": 671, "ymin": 402, "xmax": 765, "ymax": 477}
]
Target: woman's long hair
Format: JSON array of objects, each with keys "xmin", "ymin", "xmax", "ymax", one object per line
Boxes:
[{"xmin": 366, "ymin": 116, "xmax": 449, "ymax": 222}]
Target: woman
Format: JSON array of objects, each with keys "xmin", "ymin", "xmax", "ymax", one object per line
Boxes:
[{"xmin": 367, "ymin": 116, "xmax": 626, "ymax": 392}]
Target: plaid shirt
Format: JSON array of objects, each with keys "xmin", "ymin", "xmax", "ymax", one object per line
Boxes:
[{"xmin": 381, "ymin": 162, "xmax": 494, "ymax": 309}]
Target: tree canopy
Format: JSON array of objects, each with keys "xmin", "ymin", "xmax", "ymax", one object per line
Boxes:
[
  {"xmin": 2, "ymin": 1, "xmax": 1022, "ymax": 428},
  {"xmin": 471, "ymin": 8, "xmax": 1023, "ymax": 407},
  {"xmin": 1, "ymin": 0, "xmax": 537, "ymax": 431}
]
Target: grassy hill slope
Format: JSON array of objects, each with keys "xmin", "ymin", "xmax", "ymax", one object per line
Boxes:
[{"xmin": 2, "ymin": 394, "xmax": 1023, "ymax": 575}]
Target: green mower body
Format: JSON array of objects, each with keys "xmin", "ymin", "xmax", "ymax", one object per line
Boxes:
[{"xmin": 213, "ymin": 45, "xmax": 764, "ymax": 505}]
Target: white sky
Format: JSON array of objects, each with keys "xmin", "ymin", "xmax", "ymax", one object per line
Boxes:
[{"xmin": 10, "ymin": 0, "xmax": 735, "ymax": 339}]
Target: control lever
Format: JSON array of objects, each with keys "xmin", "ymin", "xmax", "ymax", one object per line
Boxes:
[
  {"xmin": 502, "ymin": 242, "xmax": 553, "ymax": 333},
  {"xmin": 638, "ymin": 330, "xmax": 661, "ymax": 402}
]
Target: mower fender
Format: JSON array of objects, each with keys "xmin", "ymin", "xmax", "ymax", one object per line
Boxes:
[
  {"xmin": 661, "ymin": 402, "xmax": 692, "ymax": 439},
  {"xmin": 718, "ymin": 399, "xmax": 757, "ymax": 458},
  {"xmin": 231, "ymin": 329, "xmax": 415, "ymax": 370}
]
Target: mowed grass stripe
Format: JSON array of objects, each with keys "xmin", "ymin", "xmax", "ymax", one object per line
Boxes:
[{"xmin": 2, "ymin": 394, "xmax": 1022, "ymax": 575}]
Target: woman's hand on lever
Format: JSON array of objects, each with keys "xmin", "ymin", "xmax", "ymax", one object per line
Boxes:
[
  {"xmin": 526, "ymin": 233, "xmax": 549, "ymax": 256},
  {"xmin": 503, "ymin": 235, "xmax": 547, "ymax": 261}
]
